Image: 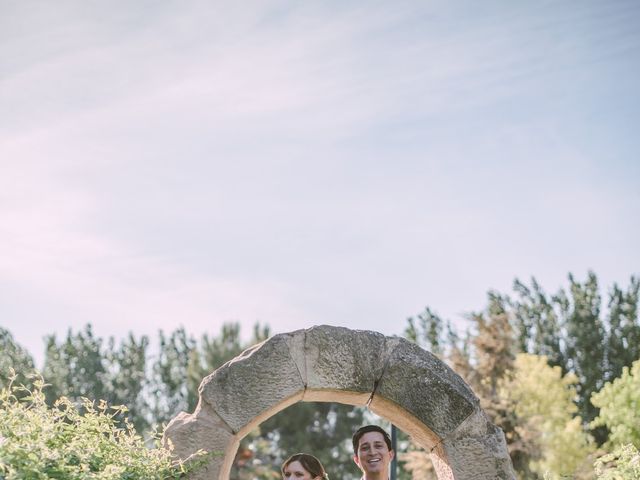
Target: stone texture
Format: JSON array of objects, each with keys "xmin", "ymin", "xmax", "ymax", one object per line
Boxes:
[
  {"xmin": 430, "ymin": 447, "xmax": 455, "ymax": 480},
  {"xmin": 301, "ymin": 325, "xmax": 400, "ymax": 405},
  {"xmin": 369, "ymin": 394, "xmax": 441, "ymax": 450},
  {"xmin": 282, "ymin": 328, "xmax": 307, "ymax": 382},
  {"xmin": 374, "ymin": 337, "xmax": 479, "ymax": 438},
  {"xmin": 199, "ymin": 332, "xmax": 305, "ymax": 437},
  {"xmin": 166, "ymin": 325, "xmax": 514, "ymax": 480},
  {"xmin": 438, "ymin": 409, "xmax": 516, "ymax": 480},
  {"xmin": 162, "ymin": 400, "xmax": 235, "ymax": 480}
]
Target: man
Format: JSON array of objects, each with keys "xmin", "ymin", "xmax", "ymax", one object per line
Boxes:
[{"xmin": 352, "ymin": 425, "xmax": 395, "ymax": 480}]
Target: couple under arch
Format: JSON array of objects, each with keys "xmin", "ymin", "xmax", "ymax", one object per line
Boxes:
[{"xmin": 282, "ymin": 425, "xmax": 393, "ymax": 480}]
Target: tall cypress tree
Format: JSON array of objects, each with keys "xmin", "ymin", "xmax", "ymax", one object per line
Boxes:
[
  {"xmin": 511, "ymin": 278, "xmax": 564, "ymax": 368},
  {"xmin": 104, "ymin": 333, "xmax": 150, "ymax": 433},
  {"xmin": 150, "ymin": 327, "xmax": 197, "ymax": 426},
  {"xmin": 560, "ymin": 272, "xmax": 606, "ymax": 427},
  {"xmin": 605, "ymin": 277, "xmax": 640, "ymax": 383},
  {"xmin": 42, "ymin": 324, "xmax": 107, "ymax": 405}
]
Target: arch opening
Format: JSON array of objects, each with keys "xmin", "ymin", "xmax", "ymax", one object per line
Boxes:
[{"xmin": 233, "ymin": 401, "xmax": 367, "ymax": 480}]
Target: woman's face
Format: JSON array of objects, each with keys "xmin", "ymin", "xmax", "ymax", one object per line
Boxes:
[{"xmin": 282, "ymin": 460, "xmax": 318, "ymax": 480}]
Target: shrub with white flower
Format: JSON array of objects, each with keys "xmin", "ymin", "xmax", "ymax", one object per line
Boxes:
[{"xmin": 0, "ymin": 370, "xmax": 207, "ymax": 480}]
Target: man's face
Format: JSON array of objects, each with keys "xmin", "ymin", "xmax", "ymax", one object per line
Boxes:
[{"xmin": 354, "ymin": 431, "xmax": 394, "ymax": 477}]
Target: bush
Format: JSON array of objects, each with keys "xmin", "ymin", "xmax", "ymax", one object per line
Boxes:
[
  {"xmin": 594, "ymin": 444, "xmax": 640, "ymax": 480},
  {"xmin": 0, "ymin": 371, "xmax": 203, "ymax": 480},
  {"xmin": 591, "ymin": 359, "xmax": 640, "ymax": 449}
]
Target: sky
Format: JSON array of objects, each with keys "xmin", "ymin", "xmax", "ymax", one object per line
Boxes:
[{"xmin": 1, "ymin": 0, "xmax": 639, "ymax": 368}]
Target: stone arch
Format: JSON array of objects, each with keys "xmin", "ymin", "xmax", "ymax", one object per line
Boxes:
[{"xmin": 163, "ymin": 325, "xmax": 515, "ymax": 479}]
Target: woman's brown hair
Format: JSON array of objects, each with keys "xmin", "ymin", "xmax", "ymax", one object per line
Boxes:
[{"xmin": 281, "ymin": 453, "xmax": 328, "ymax": 479}]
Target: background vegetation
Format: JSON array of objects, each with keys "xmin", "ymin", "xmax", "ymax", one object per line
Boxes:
[{"xmin": 1, "ymin": 271, "xmax": 639, "ymax": 479}]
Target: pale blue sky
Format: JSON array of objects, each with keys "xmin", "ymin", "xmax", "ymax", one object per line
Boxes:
[{"xmin": 1, "ymin": 0, "xmax": 639, "ymax": 367}]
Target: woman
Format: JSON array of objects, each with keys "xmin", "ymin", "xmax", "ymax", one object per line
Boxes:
[{"xmin": 281, "ymin": 453, "xmax": 328, "ymax": 480}]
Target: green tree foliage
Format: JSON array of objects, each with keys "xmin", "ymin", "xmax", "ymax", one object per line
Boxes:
[
  {"xmin": 512, "ymin": 273, "xmax": 607, "ymax": 425},
  {"xmin": 510, "ymin": 278, "xmax": 564, "ymax": 367},
  {"xmin": 405, "ymin": 308, "xmax": 445, "ymax": 356},
  {"xmin": 591, "ymin": 359, "xmax": 640, "ymax": 448},
  {"xmin": 150, "ymin": 327, "xmax": 197, "ymax": 427},
  {"xmin": 605, "ymin": 278, "xmax": 640, "ymax": 383},
  {"xmin": 104, "ymin": 334, "xmax": 149, "ymax": 433},
  {"xmin": 510, "ymin": 273, "xmax": 639, "ymax": 432},
  {"xmin": 43, "ymin": 325, "xmax": 150, "ymax": 432},
  {"xmin": 43, "ymin": 324, "xmax": 108, "ymax": 404},
  {"xmin": 0, "ymin": 372, "xmax": 203, "ymax": 479},
  {"xmin": 561, "ymin": 273, "xmax": 606, "ymax": 428},
  {"xmin": 499, "ymin": 354, "xmax": 594, "ymax": 479},
  {"xmin": 0, "ymin": 328, "xmax": 34, "ymax": 391}
]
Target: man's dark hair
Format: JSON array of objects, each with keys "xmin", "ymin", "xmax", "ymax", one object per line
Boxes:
[{"xmin": 352, "ymin": 425, "xmax": 392, "ymax": 454}]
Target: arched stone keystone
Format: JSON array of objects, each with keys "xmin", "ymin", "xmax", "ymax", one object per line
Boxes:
[
  {"xmin": 163, "ymin": 325, "xmax": 515, "ymax": 480},
  {"xmin": 301, "ymin": 325, "xmax": 401, "ymax": 404}
]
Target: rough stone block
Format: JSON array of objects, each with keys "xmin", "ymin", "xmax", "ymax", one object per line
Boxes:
[
  {"xmin": 438, "ymin": 410, "xmax": 516, "ymax": 479},
  {"xmin": 374, "ymin": 338, "xmax": 478, "ymax": 438},
  {"xmin": 301, "ymin": 325, "xmax": 400, "ymax": 405},
  {"xmin": 369, "ymin": 394, "xmax": 441, "ymax": 450},
  {"xmin": 199, "ymin": 333, "xmax": 305, "ymax": 436},
  {"xmin": 162, "ymin": 401, "xmax": 235, "ymax": 480}
]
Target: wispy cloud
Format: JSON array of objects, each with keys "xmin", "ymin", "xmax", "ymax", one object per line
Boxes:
[{"xmin": 1, "ymin": 0, "xmax": 639, "ymax": 365}]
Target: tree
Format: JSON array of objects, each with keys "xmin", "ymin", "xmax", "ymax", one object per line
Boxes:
[
  {"xmin": 149, "ymin": 327, "xmax": 198, "ymax": 427},
  {"xmin": 470, "ymin": 292, "xmax": 515, "ymax": 399},
  {"xmin": 42, "ymin": 324, "xmax": 107, "ymax": 405},
  {"xmin": 41, "ymin": 325, "xmax": 152, "ymax": 433},
  {"xmin": 0, "ymin": 328, "xmax": 35, "ymax": 391},
  {"xmin": 605, "ymin": 278, "xmax": 640, "ymax": 383},
  {"xmin": 499, "ymin": 354, "xmax": 594, "ymax": 479},
  {"xmin": 561, "ymin": 272, "xmax": 607, "ymax": 428},
  {"xmin": 103, "ymin": 333, "xmax": 150, "ymax": 433},
  {"xmin": 510, "ymin": 278, "xmax": 564, "ymax": 367},
  {"xmin": 404, "ymin": 272, "xmax": 640, "ymax": 477},
  {"xmin": 591, "ymin": 359, "xmax": 640, "ymax": 448},
  {"xmin": 405, "ymin": 308, "xmax": 445, "ymax": 356},
  {"xmin": 510, "ymin": 273, "xmax": 639, "ymax": 441}
]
